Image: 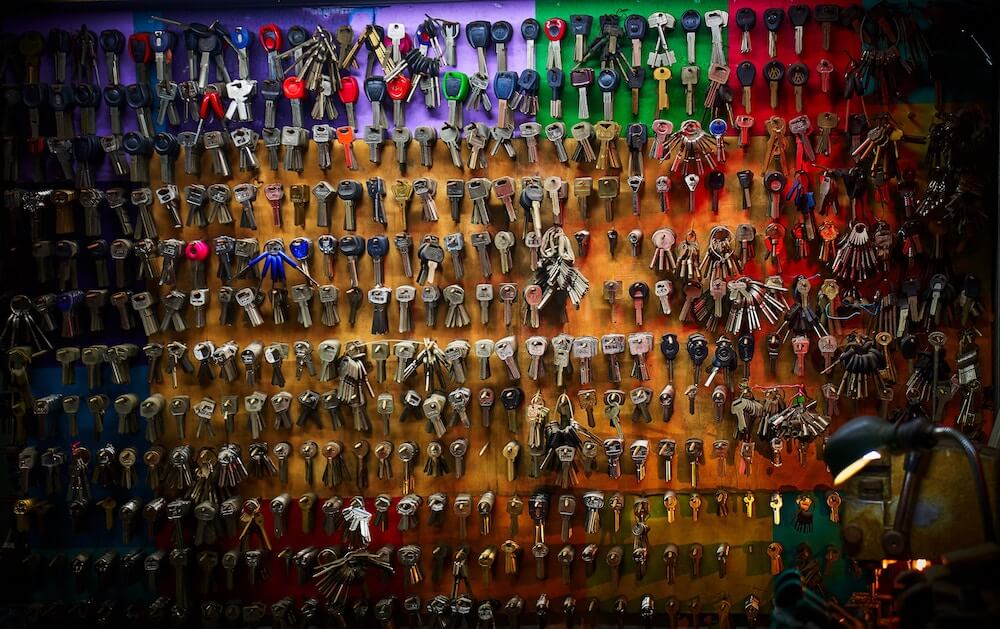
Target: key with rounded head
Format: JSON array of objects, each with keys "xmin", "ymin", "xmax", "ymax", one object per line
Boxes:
[
  {"xmin": 736, "ymin": 61, "xmax": 756, "ymax": 113},
  {"xmin": 763, "ymin": 60, "xmax": 785, "ymax": 108},
  {"xmin": 781, "ymin": 63, "xmax": 808, "ymax": 114},
  {"xmin": 338, "ymin": 235, "xmax": 365, "ymax": 287},
  {"xmin": 465, "ymin": 20, "xmax": 492, "ymax": 75},
  {"xmin": 764, "ymin": 8, "xmax": 784, "ymax": 58},
  {"xmin": 680, "ymin": 10, "xmax": 701, "ymax": 64},
  {"xmin": 736, "ymin": 7, "xmax": 756, "ymax": 54},
  {"xmin": 366, "ymin": 236, "xmax": 390, "ymax": 286}
]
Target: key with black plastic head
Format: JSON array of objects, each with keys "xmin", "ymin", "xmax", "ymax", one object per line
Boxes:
[
  {"xmin": 788, "ymin": 5, "xmax": 810, "ymax": 55},
  {"xmin": 626, "ymin": 68, "xmax": 645, "ymax": 116},
  {"xmin": 680, "ymin": 10, "xmax": 701, "ymax": 65},
  {"xmin": 737, "ymin": 333, "xmax": 756, "ymax": 379},
  {"xmin": 763, "ymin": 60, "xmax": 785, "ymax": 109},
  {"xmin": 763, "ymin": 8, "xmax": 784, "ymax": 58},
  {"xmin": 74, "ymin": 83, "xmax": 100, "ymax": 135},
  {"xmin": 787, "ymin": 63, "xmax": 809, "ymax": 112},
  {"xmin": 337, "ymin": 180, "xmax": 363, "ymax": 232},
  {"xmin": 153, "ymin": 132, "xmax": 179, "ymax": 184},
  {"xmin": 338, "ymin": 235, "xmax": 365, "ymax": 288},
  {"xmin": 736, "ymin": 61, "xmax": 756, "ymax": 113},
  {"xmin": 499, "ymin": 387, "xmax": 524, "ymax": 433},
  {"xmin": 346, "ymin": 286, "xmax": 364, "ymax": 326},
  {"xmin": 101, "ymin": 83, "xmax": 125, "ymax": 137},
  {"xmin": 660, "ymin": 333, "xmax": 679, "ymax": 381},
  {"xmin": 686, "ymin": 333, "xmax": 709, "ymax": 382},
  {"xmin": 364, "ymin": 76, "xmax": 388, "ymax": 130},
  {"xmin": 100, "ymin": 29, "xmax": 125, "ymax": 85},
  {"xmin": 367, "ymin": 236, "xmax": 390, "ymax": 286},
  {"xmin": 49, "ymin": 84, "xmax": 76, "ymax": 139},
  {"xmin": 735, "ymin": 8, "xmax": 756, "ymax": 54},
  {"xmin": 622, "ymin": 14, "xmax": 646, "ymax": 68},
  {"xmin": 813, "ymin": 4, "xmax": 840, "ymax": 51},
  {"xmin": 707, "ymin": 171, "xmax": 725, "ymax": 213},
  {"xmin": 125, "ymin": 83, "xmax": 154, "ymax": 138}
]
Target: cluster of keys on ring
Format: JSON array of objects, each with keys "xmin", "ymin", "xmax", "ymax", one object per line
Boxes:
[{"xmin": 3, "ymin": 1, "xmax": 991, "ymax": 627}]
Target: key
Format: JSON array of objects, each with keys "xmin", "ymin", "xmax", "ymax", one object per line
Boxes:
[
  {"xmin": 788, "ymin": 4, "xmax": 810, "ymax": 55},
  {"xmin": 467, "ymin": 231, "xmax": 495, "ymax": 278},
  {"xmin": 442, "ymin": 71, "xmax": 469, "ymax": 128},
  {"xmin": 928, "ymin": 330, "xmax": 948, "ymax": 418},
  {"xmin": 681, "ymin": 10, "xmax": 701, "ymax": 64},
  {"xmin": 490, "ymin": 20, "xmax": 513, "ymax": 72},
  {"xmin": 650, "ymin": 67, "xmax": 673, "ymax": 116},
  {"xmin": 764, "ymin": 60, "xmax": 785, "ymax": 109},
  {"xmin": 154, "ymin": 81, "xmax": 180, "ymax": 127},
  {"xmin": 787, "ymin": 63, "xmax": 809, "ymax": 112},
  {"xmin": 490, "ymin": 71, "xmax": 518, "ymax": 130},
  {"xmin": 815, "ymin": 4, "xmax": 841, "ymax": 51},
  {"xmin": 387, "ymin": 75, "xmax": 410, "ymax": 128},
  {"xmin": 97, "ymin": 28, "xmax": 126, "ymax": 85},
  {"xmin": 413, "ymin": 177, "xmax": 439, "ymax": 222},
  {"xmin": 769, "ymin": 492, "xmax": 783, "ymax": 525},
  {"xmin": 596, "ymin": 69, "xmax": 619, "ymax": 121},
  {"xmin": 335, "ymin": 180, "xmax": 363, "ymax": 232},
  {"xmin": 567, "ymin": 68, "xmax": 595, "ymax": 121},
  {"xmin": 450, "ymin": 438, "xmax": 469, "ymax": 479},
  {"xmin": 463, "ymin": 19, "xmax": 492, "ymax": 76},
  {"xmin": 704, "ymin": 64, "xmax": 731, "ymax": 111},
  {"xmin": 430, "ymin": 126, "xmax": 461, "ymax": 171},
  {"xmin": 688, "ymin": 542, "xmax": 704, "ymax": 580},
  {"xmin": 568, "ymin": 14, "xmax": 593, "ymax": 62},
  {"xmin": 730, "ymin": 64, "xmax": 756, "ymax": 118},
  {"xmin": 409, "ymin": 125, "xmax": 437, "ymax": 168},
  {"xmin": 764, "ymin": 8, "xmax": 784, "ymax": 58},
  {"xmin": 369, "ymin": 286, "xmax": 392, "ymax": 335},
  {"xmin": 596, "ymin": 177, "xmax": 619, "ymax": 223},
  {"xmin": 603, "ymin": 281, "xmax": 622, "ymax": 325},
  {"xmin": 736, "ymin": 7, "xmax": 757, "ymax": 55},
  {"xmin": 543, "ymin": 17, "xmax": 566, "ymax": 72},
  {"xmin": 417, "ymin": 238, "xmax": 445, "ymax": 286},
  {"xmin": 685, "ymin": 437, "xmax": 704, "ymax": 487},
  {"xmin": 630, "ymin": 282, "xmax": 649, "ymax": 326},
  {"xmin": 767, "ymin": 542, "xmax": 784, "ymax": 575}
]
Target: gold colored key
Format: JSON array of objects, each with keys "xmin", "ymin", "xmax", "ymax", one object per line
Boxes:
[{"xmin": 653, "ymin": 67, "xmax": 672, "ymax": 114}]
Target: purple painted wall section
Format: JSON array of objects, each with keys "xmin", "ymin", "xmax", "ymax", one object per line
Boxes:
[
  {"xmin": 133, "ymin": 2, "xmax": 533, "ymax": 132},
  {"xmin": 5, "ymin": 3, "xmax": 535, "ymax": 183},
  {"xmin": 5, "ymin": 12, "xmax": 140, "ymax": 90},
  {"xmin": 5, "ymin": 12, "xmax": 140, "ymax": 181}
]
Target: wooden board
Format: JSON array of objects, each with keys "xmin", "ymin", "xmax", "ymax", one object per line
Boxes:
[{"xmin": 146, "ymin": 99, "xmax": 990, "ymax": 611}]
